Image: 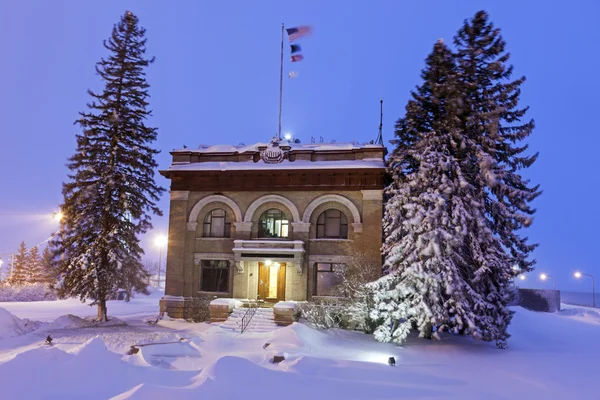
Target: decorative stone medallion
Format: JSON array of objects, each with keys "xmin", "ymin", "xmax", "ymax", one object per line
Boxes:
[{"xmin": 260, "ymin": 138, "xmax": 287, "ymax": 164}]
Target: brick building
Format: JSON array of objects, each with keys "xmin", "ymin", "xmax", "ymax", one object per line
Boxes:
[{"xmin": 159, "ymin": 138, "xmax": 386, "ymax": 318}]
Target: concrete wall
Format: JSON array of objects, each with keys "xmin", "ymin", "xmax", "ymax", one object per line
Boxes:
[{"xmin": 515, "ymin": 289, "xmax": 561, "ymax": 312}]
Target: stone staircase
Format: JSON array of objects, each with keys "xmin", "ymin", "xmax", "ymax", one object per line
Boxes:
[{"xmin": 219, "ymin": 307, "xmax": 280, "ymax": 333}]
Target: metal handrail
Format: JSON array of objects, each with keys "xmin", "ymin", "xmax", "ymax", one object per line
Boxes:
[{"xmin": 240, "ymin": 300, "xmax": 258, "ymax": 333}]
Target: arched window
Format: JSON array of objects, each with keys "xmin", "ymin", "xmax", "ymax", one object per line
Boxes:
[
  {"xmin": 317, "ymin": 209, "xmax": 348, "ymax": 239},
  {"xmin": 203, "ymin": 209, "xmax": 231, "ymax": 237},
  {"xmin": 258, "ymin": 209, "xmax": 289, "ymax": 238}
]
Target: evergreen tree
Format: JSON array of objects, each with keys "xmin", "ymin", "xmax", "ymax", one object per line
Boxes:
[
  {"xmin": 8, "ymin": 242, "xmax": 28, "ymax": 285},
  {"xmin": 53, "ymin": 11, "xmax": 163, "ymax": 321},
  {"xmin": 453, "ymin": 11, "xmax": 541, "ymax": 272},
  {"xmin": 40, "ymin": 246, "xmax": 57, "ymax": 285},
  {"xmin": 377, "ymin": 35, "xmax": 520, "ymax": 347},
  {"xmin": 26, "ymin": 246, "xmax": 43, "ymax": 284}
]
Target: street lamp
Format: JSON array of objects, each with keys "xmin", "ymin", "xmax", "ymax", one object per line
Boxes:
[
  {"xmin": 539, "ymin": 273, "xmax": 556, "ymax": 290},
  {"xmin": 52, "ymin": 211, "xmax": 63, "ymax": 222},
  {"xmin": 154, "ymin": 235, "xmax": 168, "ymax": 288},
  {"xmin": 574, "ymin": 271, "xmax": 595, "ymax": 307}
]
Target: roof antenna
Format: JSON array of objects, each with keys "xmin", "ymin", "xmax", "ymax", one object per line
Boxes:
[{"xmin": 375, "ymin": 99, "xmax": 384, "ymax": 145}]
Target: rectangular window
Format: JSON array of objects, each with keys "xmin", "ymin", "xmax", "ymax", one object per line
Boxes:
[
  {"xmin": 200, "ymin": 260, "xmax": 229, "ymax": 292},
  {"xmin": 314, "ymin": 263, "xmax": 345, "ymax": 296}
]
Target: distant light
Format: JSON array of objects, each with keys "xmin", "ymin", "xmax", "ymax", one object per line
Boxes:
[
  {"xmin": 284, "ymin": 133, "xmax": 292, "ymax": 140},
  {"xmin": 574, "ymin": 271, "xmax": 582, "ymax": 279},
  {"xmin": 512, "ymin": 264, "xmax": 520, "ymax": 271},
  {"xmin": 154, "ymin": 235, "xmax": 168, "ymax": 247},
  {"xmin": 265, "ymin": 260, "xmax": 272, "ymax": 266},
  {"xmin": 519, "ymin": 274, "xmax": 526, "ymax": 281},
  {"xmin": 540, "ymin": 273, "xmax": 547, "ymax": 281},
  {"xmin": 388, "ymin": 357, "xmax": 396, "ymax": 366},
  {"xmin": 0, "ymin": 259, "xmax": 3, "ymax": 267}
]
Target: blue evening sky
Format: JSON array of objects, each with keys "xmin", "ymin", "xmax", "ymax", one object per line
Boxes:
[{"xmin": 0, "ymin": 1, "xmax": 598, "ymax": 291}]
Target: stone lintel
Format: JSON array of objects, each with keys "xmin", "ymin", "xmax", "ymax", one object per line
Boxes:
[
  {"xmin": 170, "ymin": 190, "xmax": 190, "ymax": 201},
  {"xmin": 361, "ymin": 189, "xmax": 383, "ymax": 201}
]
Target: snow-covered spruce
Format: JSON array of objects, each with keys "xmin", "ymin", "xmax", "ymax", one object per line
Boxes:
[
  {"xmin": 454, "ymin": 10, "xmax": 541, "ymax": 272},
  {"xmin": 375, "ymin": 24, "xmax": 532, "ymax": 346},
  {"xmin": 52, "ymin": 11, "xmax": 164, "ymax": 322}
]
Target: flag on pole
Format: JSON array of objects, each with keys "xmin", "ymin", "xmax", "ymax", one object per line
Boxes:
[
  {"xmin": 290, "ymin": 44, "xmax": 301, "ymax": 54},
  {"xmin": 291, "ymin": 54, "xmax": 304, "ymax": 62},
  {"xmin": 286, "ymin": 26, "xmax": 312, "ymax": 42}
]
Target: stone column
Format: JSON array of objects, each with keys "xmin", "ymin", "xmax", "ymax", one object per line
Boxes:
[
  {"xmin": 160, "ymin": 190, "xmax": 191, "ymax": 318},
  {"xmin": 360, "ymin": 190, "xmax": 384, "ymax": 269},
  {"xmin": 291, "ymin": 223, "xmax": 310, "ymax": 301}
]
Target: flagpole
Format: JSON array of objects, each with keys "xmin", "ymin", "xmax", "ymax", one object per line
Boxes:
[{"xmin": 277, "ymin": 23, "xmax": 284, "ymax": 142}]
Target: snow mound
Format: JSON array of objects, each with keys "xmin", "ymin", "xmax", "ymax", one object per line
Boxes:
[
  {"xmin": 47, "ymin": 314, "xmax": 94, "ymax": 330},
  {"xmin": 0, "ymin": 307, "xmax": 42, "ymax": 339},
  {"xmin": 136, "ymin": 340, "xmax": 203, "ymax": 370},
  {"xmin": 115, "ymin": 354, "xmax": 440, "ymax": 400},
  {"xmin": 0, "ymin": 336, "xmax": 195, "ymax": 399},
  {"xmin": 559, "ymin": 307, "xmax": 600, "ymax": 324}
]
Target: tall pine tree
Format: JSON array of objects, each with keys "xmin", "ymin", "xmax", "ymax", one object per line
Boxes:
[
  {"xmin": 26, "ymin": 246, "xmax": 43, "ymax": 284},
  {"xmin": 377, "ymin": 11, "xmax": 536, "ymax": 346},
  {"xmin": 54, "ymin": 11, "xmax": 164, "ymax": 321},
  {"xmin": 40, "ymin": 246, "xmax": 56, "ymax": 285},
  {"xmin": 8, "ymin": 242, "xmax": 28, "ymax": 286},
  {"xmin": 453, "ymin": 11, "xmax": 540, "ymax": 272},
  {"xmin": 376, "ymin": 40, "xmax": 510, "ymax": 344}
]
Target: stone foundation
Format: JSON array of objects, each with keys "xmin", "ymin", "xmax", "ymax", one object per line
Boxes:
[
  {"xmin": 159, "ymin": 296, "xmax": 194, "ymax": 319},
  {"xmin": 210, "ymin": 304, "xmax": 231, "ymax": 322},
  {"xmin": 273, "ymin": 302, "xmax": 298, "ymax": 326}
]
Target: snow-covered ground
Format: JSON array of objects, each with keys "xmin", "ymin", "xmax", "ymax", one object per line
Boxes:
[{"xmin": 0, "ymin": 292, "xmax": 598, "ymax": 399}]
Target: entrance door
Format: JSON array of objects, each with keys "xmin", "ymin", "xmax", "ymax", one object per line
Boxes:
[{"xmin": 258, "ymin": 262, "xmax": 286, "ymax": 301}]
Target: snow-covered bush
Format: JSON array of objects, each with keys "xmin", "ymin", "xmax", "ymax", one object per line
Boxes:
[
  {"xmin": 298, "ymin": 298, "xmax": 347, "ymax": 329},
  {"xmin": 300, "ymin": 252, "xmax": 381, "ymax": 331},
  {"xmin": 0, "ymin": 283, "xmax": 57, "ymax": 302}
]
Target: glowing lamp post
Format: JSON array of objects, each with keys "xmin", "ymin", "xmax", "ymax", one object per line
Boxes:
[
  {"xmin": 574, "ymin": 271, "xmax": 595, "ymax": 307},
  {"xmin": 539, "ymin": 273, "xmax": 556, "ymax": 290},
  {"xmin": 154, "ymin": 235, "xmax": 168, "ymax": 288}
]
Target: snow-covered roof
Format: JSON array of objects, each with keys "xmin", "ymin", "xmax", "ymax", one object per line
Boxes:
[
  {"xmin": 172, "ymin": 141, "xmax": 384, "ymax": 154},
  {"xmin": 167, "ymin": 158, "xmax": 385, "ymax": 172},
  {"xmin": 164, "ymin": 140, "xmax": 386, "ymax": 173}
]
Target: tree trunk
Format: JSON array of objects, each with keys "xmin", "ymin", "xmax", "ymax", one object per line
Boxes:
[{"xmin": 97, "ymin": 299, "xmax": 108, "ymax": 322}]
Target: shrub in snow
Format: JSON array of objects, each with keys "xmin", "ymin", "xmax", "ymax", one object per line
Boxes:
[
  {"xmin": 0, "ymin": 283, "xmax": 57, "ymax": 302},
  {"xmin": 298, "ymin": 298, "xmax": 348, "ymax": 329}
]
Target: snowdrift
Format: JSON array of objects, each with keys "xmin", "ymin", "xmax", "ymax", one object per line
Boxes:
[
  {"xmin": 46, "ymin": 314, "xmax": 94, "ymax": 330},
  {"xmin": 115, "ymin": 355, "xmax": 420, "ymax": 400},
  {"xmin": 0, "ymin": 307, "xmax": 42, "ymax": 339},
  {"xmin": 0, "ymin": 336, "xmax": 195, "ymax": 399}
]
